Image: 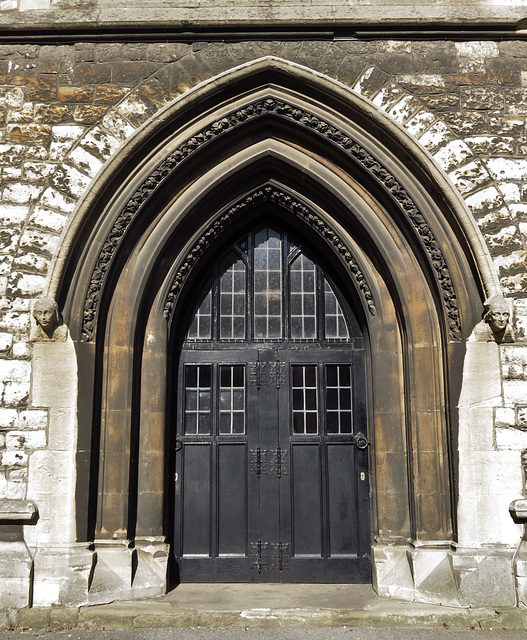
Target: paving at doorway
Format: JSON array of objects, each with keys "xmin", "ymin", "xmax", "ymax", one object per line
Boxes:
[{"xmin": 12, "ymin": 584, "xmax": 527, "ymax": 630}]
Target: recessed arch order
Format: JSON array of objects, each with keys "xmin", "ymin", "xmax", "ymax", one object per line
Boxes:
[{"xmin": 58, "ymin": 57, "xmax": 488, "ymax": 584}]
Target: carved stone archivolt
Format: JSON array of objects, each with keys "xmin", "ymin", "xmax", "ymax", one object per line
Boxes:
[
  {"xmin": 82, "ymin": 96, "xmax": 461, "ymax": 341},
  {"xmin": 163, "ymin": 186, "xmax": 376, "ymax": 322}
]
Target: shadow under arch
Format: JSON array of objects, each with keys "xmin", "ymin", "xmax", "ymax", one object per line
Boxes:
[{"xmin": 56, "ymin": 55, "xmax": 486, "ymax": 596}]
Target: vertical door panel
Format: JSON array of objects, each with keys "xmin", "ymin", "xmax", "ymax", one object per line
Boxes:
[
  {"xmin": 182, "ymin": 444, "xmax": 211, "ymax": 555},
  {"xmin": 327, "ymin": 443, "xmax": 357, "ymax": 556},
  {"xmin": 218, "ymin": 443, "xmax": 247, "ymax": 555},
  {"xmin": 291, "ymin": 444, "xmax": 322, "ymax": 556}
]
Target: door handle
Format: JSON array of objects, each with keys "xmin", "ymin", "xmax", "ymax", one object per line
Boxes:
[
  {"xmin": 175, "ymin": 437, "xmax": 183, "ymax": 452},
  {"xmin": 353, "ymin": 432, "xmax": 369, "ymax": 450}
]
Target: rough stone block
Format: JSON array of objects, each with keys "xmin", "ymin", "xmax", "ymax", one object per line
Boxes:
[
  {"xmin": 19, "ymin": 229, "xmax": 60, "ymax": 256},
  {"xmin": 13, "ymin": 252, "xmax": 50, "ymax": 275},
  {"xmin": 18, "ymin": 410, "xmax": 48, "ymax": 430},
  {"xmin": 29, "ymin": 209, "xmax": 68, "ymax": 235},
  {"xmin": 0, "ymin": 408, "xmax": 17, "ymax": 429},
  {"xmin": 40, "ymin": 187, "xmax": 75, "ymax": 214},
  {"xmin": 32, "ymin": 546, "xmax": 94, "ymax": 607},
  {"xmin": 372, "ymin": 543, "xmax": 415, "ymax": 601},
  {"xmin": 448, "ymin": 160, "xmax": 491, "ymax": 195},
  {"xmin": 49, "ymin": 163, "xmax": 92, "ymax": 200},
  {"xmin": 72, "ymin": 105, "xmax": 108, "ymax": 125},
  {"xmin": 6, "ymin": 430, "xmax": 46, "ymax": 450},
  {"xmin": 372, "ymin": 83, "xmax": 406, "ymax": 113},
  {"xmin": 388, "ymin": 94, "xmax": 421, "ymax": 124},
  {"xmin": 0, "ymin": 204, "xmax": 28, "ymax": 226},
  {"xmin": 454, "ymin": 549, "xmax": 516, "ymax": 607},
  {"xmin": 94, "ymin": 85, "xmax": 128, "ymax": 105},
  {"xmin": 465, "ymin": 187, "xmax": 504, "ymax": 218},
  {"xmin": 7, "ymin": 272, "xmax": 46, "ymax": 296},
  {"xmin": 404, "ymin": 109, "xmax": 436, "ymax": 138},
  {"xmin": 101, "ymin": 111, "xmax": 136, "ymax": 142},
  {"xmin": 88, "ymin": 543, "xmax": 135, "ymax": 605},
  {"xmin": 0, "ymin": 87, "xmax": 24, "ymax": 109},
  {"xmin": 418, "ymin": 121, "xmax": 455, "ymax": 153},
  {"xmin": 2, "ymin": 183, "xmax": 42, "ymax": 204},
  {"xmin": 58, "ymin": 86, "xmax": 94, "ymax": 104},
  {"xmin": 69, "ymin": 146, "xmax": 103, "ymax": 178},
  {"xmin": 494, "ymin": 250, "xmax": 527, "ymax": 278},
  {"xmin": 495, "ymin": 407, "xmax": 516, "ymax": 428},
  {"xmin": 496, "ymin": 426, "xmax": 527, "ymax": 450},
  {"xmin": 488, "ymin": 158, "xmax": 527, "ymax": 182},
  {"xmin": 352, "ymin": 66, "xmax": 389, "ymax": 98},
  {"xmin": 0, "ymin": 332, "xmax": 13, "ymax": 354},
  {"xmin": 51, "ymin": 124, "xmax": 85, "ymax": 142},
  {"xmin": 116, "ymin": 94, "xmax": 151, "ymax": 128},
  {"xmin": 0, "ymin": 541, "xmax": 32, "ymax": 608},
  {"xmin": 433, "ymin": 139, "xmax": 472, "ymax": 173},
  {"xmin": 410, "ymin": 550, "xmax": 459, "ymax": 605},
  {"xmin": 461, "ymin": 87, "xmax": 504, "ymax": 110},
  {"xmin": 419, "ymin": 93, "xmax": 460, "ymax": 111},
  {"xmin": 3, "ymin": 381, "xmax": 30, "ymax": 407},
  {"xmin": 0, "ymin": 228, "xmax": 20, "ymax": 253},
  {"xmin": 2, "ymin": 450, "xmax": 28, "ymax": 466},
  {"xmin": 81, "ymin": 126, "xmax": 121, "ymax": 161},
  {"xmin": 486, "ymin": 225, "xmax": 523, "ymax": 254},
  {"xmin": 6, "ymin": 124, "xmax": 51, "ymax": 145},
  {"xmin": 0, "ymin": 310, "xmax": 30, "ymax": 334},
  {"xmin": 34, "ymin": 103, "xmax": 72, "ymax": 124},
  {"xmin": 0, "ymin": 360, "xmax": 30, "ymax": 384},
  {"xmin": 458, "ymin": 341, "xmax": 501, "ymax": 408}
]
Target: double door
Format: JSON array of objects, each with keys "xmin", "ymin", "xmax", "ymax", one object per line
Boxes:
[{"xmin": 174, "ymin": 346, "xmax": 370, "ymax": 582}]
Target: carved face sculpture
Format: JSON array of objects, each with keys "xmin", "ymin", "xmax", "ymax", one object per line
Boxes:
[
  {"xmin": 486, "ymin": 304, "xmax": 509, "ymax": 335},
  {"xmin": 33, "ymin": 299, "xmax": 60, "ymax": 334}
]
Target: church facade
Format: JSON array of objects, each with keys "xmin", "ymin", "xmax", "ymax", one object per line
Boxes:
[{"xmin": 1, "ymin": 0, "xmax": 527, "ymax": 610}]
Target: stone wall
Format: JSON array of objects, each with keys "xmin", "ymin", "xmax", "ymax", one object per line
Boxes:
[
  {"xmin": 1, "ymin": 0, "xmax": 527, "ymax": 29},
  {"xmin": 0, "ymin": 37, "xmax": 527, "ymax": 606}
]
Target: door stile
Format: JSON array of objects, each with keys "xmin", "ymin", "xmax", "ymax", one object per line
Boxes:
[
  {"xmin": 255, "ymin": 348, "xmax": 281, "ymax": 581},
  {"xmin": 319, "ymin": 360, "xmax": 330, "ymax": 562}
]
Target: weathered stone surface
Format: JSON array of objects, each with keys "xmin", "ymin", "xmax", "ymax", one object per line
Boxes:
[{"xmin": 0, "ymin": 34, "xmax": 525, "ymax": 612}]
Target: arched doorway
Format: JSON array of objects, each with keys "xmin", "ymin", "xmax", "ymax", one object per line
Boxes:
[
  {"xmin": 56, "ymin": 57, "xmax": 490, "ymax": 602},
  {"xmin": 173, "ymin": 225, "xmax": 370, "ymax": 582}
]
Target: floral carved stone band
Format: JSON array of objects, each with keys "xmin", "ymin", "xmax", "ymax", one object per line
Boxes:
[{"xmin": 82, "ymin": 97, "xmax": 461, "ymax": 342}]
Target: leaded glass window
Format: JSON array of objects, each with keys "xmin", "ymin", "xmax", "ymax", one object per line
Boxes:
[
  {"xmin": 324, "ymin": 279, "xmax": 349, "ymax": 339},
  {"xmin": 290, "ymin": 254, "xmax": 316, "ymax": 339},
  {"xmin": 326, "ymin": 364, "xmax": 352, "ymax": 434},
  {"xmin": 184, "ymin": 365, "xmax": 212, "ymax": 434},
  {"xmin": 219, "ymin": 365, "xmax": 246, "ymax": 434},
  {"xmin": 186, "ymin": 286, "xmax": 212, "ymax": 340},
  {"xmin": 219, "ymin": 253, "xmax": 246, "ymax": 340},
  {"xmin": 184, "ymin": 227, "xmax": 352, "ymax": 343},
  {"xmin": 292, "ymin": 365, "xmax": 318, "ymax": 434},
  {"xmin": 253, "ymin": 228, "xmax": 282, "ymax": 339}
]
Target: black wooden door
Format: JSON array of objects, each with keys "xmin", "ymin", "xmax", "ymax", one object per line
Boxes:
[{"xmin": 173, "ymin": 227, "xmax": 370, "ymax": 583}]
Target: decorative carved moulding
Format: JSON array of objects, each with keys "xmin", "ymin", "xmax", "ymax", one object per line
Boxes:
[
  {"xmin": 82, "ymin": 96, "xmax": 461, "ymax": 341},
  {"xmin": 163, "ymin": 186, "xmax": 376, "ymax": 323}
]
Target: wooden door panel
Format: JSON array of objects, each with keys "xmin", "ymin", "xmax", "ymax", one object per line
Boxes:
[
  {"xmin": 291, "ymin": 443, "xmax": 323, "ymax": 557},
  {"xmin": 181, "ymin": 443, "xmax": 211, "ymax": 556},
  {"xmin": 218, "ymin": 442, "xmax": 247, "ymax": 555},
  {"xmin": 327, "ymin": 443, "xmax": 357, "ymax": 556}
]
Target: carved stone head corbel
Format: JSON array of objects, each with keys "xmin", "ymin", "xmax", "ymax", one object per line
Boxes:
[
  {"xmin": 31, "ymin": 297, "xmax": 68, "ymax": 342},
  {"xmin": 470, "ymin": 294, "xmax": 515, "ymax": 344}
]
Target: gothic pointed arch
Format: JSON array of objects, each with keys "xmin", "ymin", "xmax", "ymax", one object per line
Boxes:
[{"xmin": 56, "ymin": 56, "xmax": 487, "ymax": 589}]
